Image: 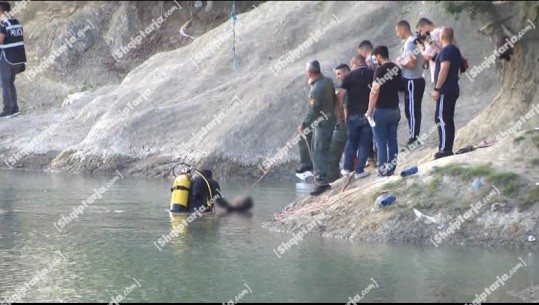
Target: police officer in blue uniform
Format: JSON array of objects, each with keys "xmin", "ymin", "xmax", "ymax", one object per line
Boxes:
[{"xmin": 0, "ymin": 1, "xmax": 26, "ymax": 118}]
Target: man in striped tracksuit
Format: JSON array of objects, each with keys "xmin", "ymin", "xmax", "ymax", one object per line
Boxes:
[
  {"xmin": 432, "ymin": 27, "xmax": 462, "ymax": 160},
  {"xmin": 395, "ymin": 20, "xmax": 425, "ymax": 148}
]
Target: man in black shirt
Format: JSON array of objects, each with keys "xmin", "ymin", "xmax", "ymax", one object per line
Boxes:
[
  {"xmin": 432, "ymin": 27, "xmax": 461, "ymax": 160},
  {"xmin": 337, "ymin": 55, "xmax": 374, "ymax": 179},
  {"xmin": 0, "ymin": 1, "xmax": 25, "ymax": 118},
  {"xmin": 358, "ymin": 40, "xmax": 377, "ymax": 167},
  {"xmin": 366, "ymin": 46, "xmax": 402, "ymax": 177}
]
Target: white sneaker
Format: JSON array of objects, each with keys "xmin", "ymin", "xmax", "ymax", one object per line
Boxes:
[
  {"xmin": 374, "ymin": 175, "xmax": 388, "ymax": 183},
  {"xmin": 295, "ymin": 171, "xmax": 314, "ymax": 181},
  {"xmin": 340, "ymin": 169, "xmax": 352, "ymax": 176},
  {"xmin": 355, "ymin": 172, "xmax": 370, "ymax": 179}
]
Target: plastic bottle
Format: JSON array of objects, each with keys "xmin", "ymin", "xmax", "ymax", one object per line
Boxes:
[
  {"xmin": 365, "ymin": 113, "xmax": 376, "ymax": 127},
  {"xmin": 400, "ymin": 166, "xmax": 418, "ymax": 177},
  {"xmin": 472, "ymin": 178, "xmax": 483, "ymax": 189},
  {"xmin": 376, "ymin": 194, "xmax": 396, "ymax": 207}
]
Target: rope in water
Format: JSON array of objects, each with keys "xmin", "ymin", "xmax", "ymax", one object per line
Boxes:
[
  {"xmin": 231, "ymin": 1, "xmax": 238, "ymax": 73},
  {"xmin": 249, "ymin": 131, "xmax": 300, "ymax": 189}
]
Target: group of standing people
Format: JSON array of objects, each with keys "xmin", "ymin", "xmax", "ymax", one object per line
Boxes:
[{"xmin": 297, "ymin": 18, "xmax": 463, "ymax": 196}]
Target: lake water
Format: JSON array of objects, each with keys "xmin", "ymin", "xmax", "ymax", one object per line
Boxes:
[{"xmin": 0, "ymin": 170, "xmax": 537, "ymax": 302}]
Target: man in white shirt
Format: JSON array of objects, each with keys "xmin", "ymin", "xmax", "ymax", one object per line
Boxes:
[
  {"xmin": 395, "ymin": 20, "xmax": 426, "ymax": 149},
  {"xmin": 416, "ymin": 18, "xmax": 443, "ymax": 83}
]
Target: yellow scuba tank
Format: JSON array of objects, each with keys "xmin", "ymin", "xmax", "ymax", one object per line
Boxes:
[{"xmin": 170, "ymin": 171, "xmax": 192, "ymax": 211}]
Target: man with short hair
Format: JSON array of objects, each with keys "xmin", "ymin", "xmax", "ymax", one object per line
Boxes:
[
  {"xmin": 337, "ymin": 55, "xmax": 374, "ymax": 179},
  {"xmin": 327, "ymin": 63, "xmax": 350, "ymax": 183},
  {"xmin": 0, "ymin": 1, "xmax": 26, "ymax": 118},
  {"xmin": 396, "ymin": 20, "xmax": 426, "ymax": 148},
  {"xmin": 366, "ymin": 46, "xmax": 402, "ymax": 177},
  {"xmin": 416, "ymin": 17, "xmax": 443, "ymax": 83},
  {"xmin": 358, "ymin": 40, "xmax": 377, "ymax": 71},
  {"xmin": 300, "ymin": 60, "xmax": 336, "ymax": 196},
  {"xmin": 432, "ymin": 27, "xmax": 462, "ymax": 160},
  {"xmin": 358, "ymin": 40, "xmax": 377, "ymax": 167}
]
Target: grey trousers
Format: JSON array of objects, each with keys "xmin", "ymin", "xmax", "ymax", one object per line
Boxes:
[{"xmin": 1, "ymin": 58, "xmax": 24, "ymax": 114}]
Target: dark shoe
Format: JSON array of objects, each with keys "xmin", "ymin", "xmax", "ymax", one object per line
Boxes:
[
  {"xmin": 296, "ymin": 165, "xmax": 313, "ymax": 174},
  {"xmin": 0, "ymin": 111, "xmax": 11, "ymax": 118},
  {"xmin": 456, "ymin": 145, "xmax": 475, "ymax": 155},
  {"xmin": 402, "ymin": 139, "xmax": 419, "ymax": 152},
  {"xmin": 9, "ymin": 111, "xmax": 20, "ymax": 118},
  {"xmin": 310, "ymin": 184, "xmax": 331, "ymax": 196},
  {"xmin": 434, "ymin": 150, "xmax": 454, "ymax": 160},
  {"xmin": 377, "ymin": 168, "xmax": 394, "ymax": 177}
]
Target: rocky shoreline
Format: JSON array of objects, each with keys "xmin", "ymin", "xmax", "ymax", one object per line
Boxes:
[{"xmin": 264, "ymin": 132, "xmax": 539, "ymax": 249}]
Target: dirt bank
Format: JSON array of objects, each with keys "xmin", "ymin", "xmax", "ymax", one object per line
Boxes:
[{"xmin": 265, "ymin": 129, "xmax": 539, "ymax": 249}]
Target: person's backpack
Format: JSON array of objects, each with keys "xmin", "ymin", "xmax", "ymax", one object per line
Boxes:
[{"xmin": 460, "ymin": 56, "xmax": 469, "ymax": 73}]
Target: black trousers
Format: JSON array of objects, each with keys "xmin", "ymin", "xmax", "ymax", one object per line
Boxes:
[
  {"xmin": 403, "ymin": 77, "xmax": 426, "ymax": 141},
  {"xmin": 435, "ymin": 92, "xmax": 459, "ymax": 152}
]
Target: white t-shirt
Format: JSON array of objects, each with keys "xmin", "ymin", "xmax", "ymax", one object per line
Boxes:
[{"xmin": 399, "ymin": 36, "xmax": 425, "ymax": 79}]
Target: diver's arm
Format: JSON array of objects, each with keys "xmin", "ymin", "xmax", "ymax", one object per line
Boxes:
[{"xmin": 210, "ymin": 181, "xmax": 232, "ymax": 212}]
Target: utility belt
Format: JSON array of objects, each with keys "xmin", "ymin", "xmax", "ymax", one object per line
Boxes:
[{"xmin": 0, "ymin": 41, "xmax": 24, "ymax": 49}]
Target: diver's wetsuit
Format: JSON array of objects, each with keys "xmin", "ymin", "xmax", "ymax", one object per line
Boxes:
[
  {"xmin": 188, "ymin": 169, "xmax": 220, "ymax": 214},
  {"xmin": 188, "ymin": 169, "xmax": 253, "ymax": 214}
]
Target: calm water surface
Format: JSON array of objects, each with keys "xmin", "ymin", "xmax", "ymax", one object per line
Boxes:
[{"xmin": 0, "ymin": 170, "xmax": 537, "ymax": 302}]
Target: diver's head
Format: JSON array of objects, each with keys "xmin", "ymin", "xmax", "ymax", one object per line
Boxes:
[{"xmin": 198, "ymin": 168, "xmax": 213, "ymax": 179}]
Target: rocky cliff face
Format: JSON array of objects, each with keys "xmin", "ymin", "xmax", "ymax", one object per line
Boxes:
[
  {"xmin": 0, "ymin": 1, "xmax": 510, "ymax": 180},
  {"xmin": 10, "ymin": 0, "xmax": 261, "ymax": 113}
]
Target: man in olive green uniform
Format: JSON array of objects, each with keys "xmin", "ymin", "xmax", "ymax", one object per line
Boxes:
[
  {"xmin": 298, "ymin": 60, "xmax": 336, "ymax": 196},
  {"xmin": 327, "ymin": 64, "xmax": 350, "ymax": 183}
]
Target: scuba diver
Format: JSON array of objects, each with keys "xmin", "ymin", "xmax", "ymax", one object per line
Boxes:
[
  {"xmin": 188, "ymin": 168, "xmax": 222, "ymax": 214},
  {"xmin": 169, "ymin": 164, "xmax": 253, "ymax": 215}
]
